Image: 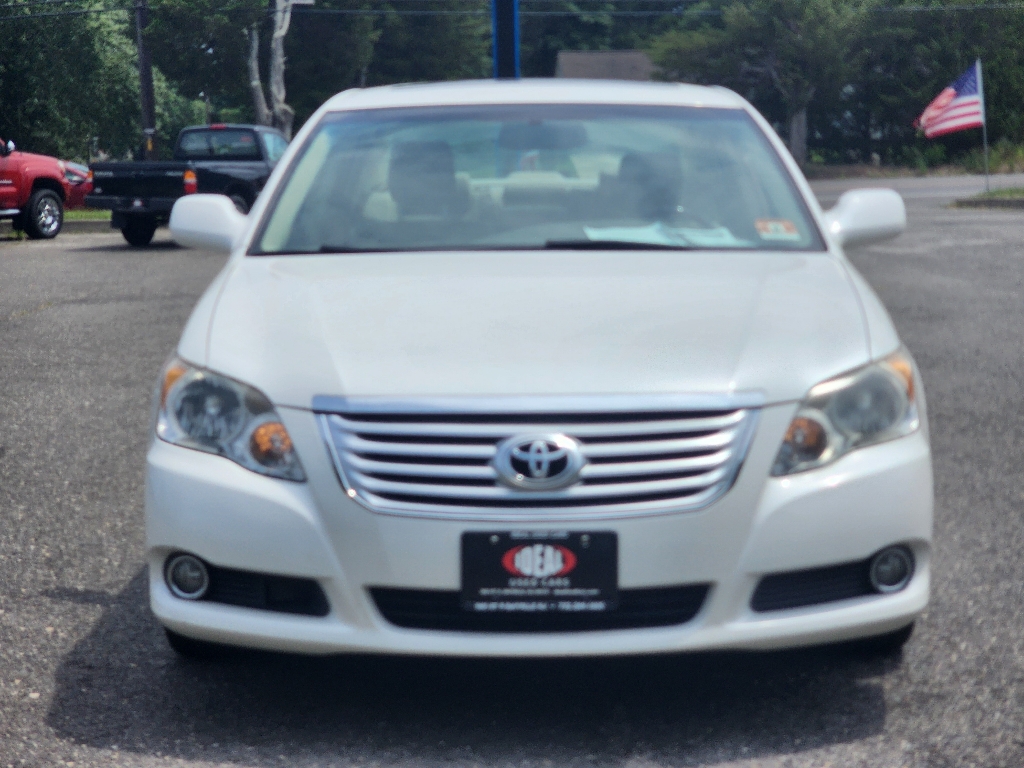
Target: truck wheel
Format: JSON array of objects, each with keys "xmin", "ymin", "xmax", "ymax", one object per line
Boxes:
[
  {"xmin": 228, "ymin": 193, "xmax": 251, "ymax": 214},
  {"xmin": 24, "ymin": 189, "xmax": 63, "ymax": 239},
  {"xmin": 121, "ymin": 216, "xmax": 157, "ymax": 247}
]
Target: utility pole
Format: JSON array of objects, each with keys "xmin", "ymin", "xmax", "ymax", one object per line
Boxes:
[
  {"xmin": 134, "ymin": 0, "xmax": 157, "ymax": 160},
  {"xmin": 199, "ymin": 91, "xmax": 212, "ymax": 125},
  {"xmin": 492, "ymin": 0, "xmax": 520, "ymax": 79}
]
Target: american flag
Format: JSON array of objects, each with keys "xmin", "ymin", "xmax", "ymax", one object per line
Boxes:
[{"xmin": 915, "ymin": 60, "xmax": 986, "ymax": 139}]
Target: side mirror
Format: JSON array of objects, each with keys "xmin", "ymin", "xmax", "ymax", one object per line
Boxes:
[
  {"xmin": 822, "ymin": 189, "xmax": 905, "ymax": 249},
  {"xmin": 0, "ymin": 140, "xmax": 11, "ymax": 157},
  {"xmin": 170, "ymin": 194, "xmax": 247, "ymax": 252}
]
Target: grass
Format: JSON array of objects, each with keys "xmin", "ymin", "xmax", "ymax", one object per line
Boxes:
[
  {"xmin": 802, "ymin": 164, "xmax": 924, "ymax": 180},
  {"xmin": 953, "ymin": 185, "xmax": 1024, "ymax": 207},
  {"xmin": 1, "ymin": 208, "xmax": 109, "ymax": 241},
  {"xmin": 976, "ymin": 186, "xmax": 1024, "ymax": 199},
  {"xmin": 65, "ymin": 208, "xmax": 111, "ymax": 220}
]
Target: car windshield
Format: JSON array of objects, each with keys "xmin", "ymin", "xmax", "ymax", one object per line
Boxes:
[{"xmin": 254, "ymin": 104, "xmax": 824, "ymax": 254}]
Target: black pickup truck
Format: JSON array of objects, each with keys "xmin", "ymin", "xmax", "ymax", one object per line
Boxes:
[{"xmin": 87, "ymin": 124, "xmax": 289, "ymax": 246}]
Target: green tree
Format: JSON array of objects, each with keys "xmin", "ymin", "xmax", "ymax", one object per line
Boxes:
[
  {"xmin": 285, "ymin": 1, "xmax": 378, "ymax": 129},
  {"xmin": 145, "ymin": 0, "xmax": 378, "ymax": 135},
  {"xmin": 651, "ymin": 0, "xmax": 863, "ymax": 163},
  {"xmin": 145, "ymin": 0, "xmax": 264, "ymax": 121},
  {"xmin": 0, "ymin": 8, "xmax": 126, "ymax": 158},
  {"xmin": 520, "ymin": 2, "xmax": 615, "ymax": 77},
  {"xmin": 365, "ymin": 0, "xmax": 490, "ymax": 85},
  {"xmin": 840, "ymin": 2, "xmax": 1024, "ymax": 156},
  {"xmin": 0, "ymin": 7, "xmax": 199, "ymax": 160}
]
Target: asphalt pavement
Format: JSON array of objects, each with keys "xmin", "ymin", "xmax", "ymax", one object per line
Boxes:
[
  {"xmin": 1, "ymin": 177, "xmax": 1024, "ymax": 768},
  {"xmin": 810, "ymin": 171, "xmax": 1024, "ymax": 209}
]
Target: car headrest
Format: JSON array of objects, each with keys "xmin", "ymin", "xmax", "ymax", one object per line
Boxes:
[
  {"xmin": 617, "ymin": 152, "xmax": 682, "ymax": 187},
  {"xmin": 388, "ymin": 141, "xmax": 460, "ymax": 217},
  {"xmin": 614, "ymin": 151, "xmax": 683, "ymax": 220}
]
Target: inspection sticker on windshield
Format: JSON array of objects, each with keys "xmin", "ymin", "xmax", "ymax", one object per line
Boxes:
[{"xmin": 755, "ymin": 219, "xmax": 802, "ymax": 241}]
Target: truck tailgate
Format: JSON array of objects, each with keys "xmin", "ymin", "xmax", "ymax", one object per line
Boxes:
[{"xmin": 89, "ymin": 162, "xmax": 189, "ymax": 199}]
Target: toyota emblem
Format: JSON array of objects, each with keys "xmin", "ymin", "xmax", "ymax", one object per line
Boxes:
[{"xmin": 493, "ymin": 434, "xmax": 586, "ymax": 490}]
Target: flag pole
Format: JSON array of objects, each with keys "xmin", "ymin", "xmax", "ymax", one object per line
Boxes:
[{"xmin": 977, "ymin": 58, "xmax": 990, "ymax": 192}]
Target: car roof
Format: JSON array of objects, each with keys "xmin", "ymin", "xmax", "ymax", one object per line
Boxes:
[{"xmin": 322, "ymin": 79, "xmax": 747, "ymax": 112}]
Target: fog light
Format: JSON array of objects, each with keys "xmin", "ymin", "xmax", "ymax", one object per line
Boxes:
[
  {"xmin": 869, "ymin": 546, "xmax": 914, "ymax": 593},
  {"xmin": 165, "ymin": 554, "xmax": 210, "ymax": 600}
]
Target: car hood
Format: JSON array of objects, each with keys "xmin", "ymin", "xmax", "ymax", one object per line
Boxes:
[
  {"xmin": 10, "ymin": 151, "xmax": 62, "ymax": 169},
  {"xmin": 201, "ymin": 250, "xmax": 871, "ymax": 408}
]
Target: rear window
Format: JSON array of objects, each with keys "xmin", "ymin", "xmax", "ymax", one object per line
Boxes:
[{"xmin": 177, "ymin": 129, "xmax": 261, "ymax": 160}]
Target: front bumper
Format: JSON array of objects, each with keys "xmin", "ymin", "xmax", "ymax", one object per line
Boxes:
[
  {"xmin": 146, "ymin": 403, "xmax": 933, "ymax": 656},
  {"xmin": 85, "ymin": 195, "xmax": 176, "ymax": 221}
]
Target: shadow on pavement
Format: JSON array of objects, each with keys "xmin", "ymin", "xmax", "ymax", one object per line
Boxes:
[
  {"xmin": 68, "ymin": 240, "xmax": 182, "ymax": 253},
  {"xmin": 49, "ymin": 568, "xmax": 892, "ymax": 765}
]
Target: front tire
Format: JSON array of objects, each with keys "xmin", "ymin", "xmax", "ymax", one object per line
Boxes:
[
  {"xmin": 121, "ymin": 216, "xmax": 157, "ymax": 247},
  {"xmin": 23, "ymin": 189, "xmax": 63, "ymax": 239}
]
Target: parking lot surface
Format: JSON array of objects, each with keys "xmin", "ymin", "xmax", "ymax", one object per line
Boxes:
[{"xmin": 1, "ymin": 176, "xmax": 1023, "ymax": 767}]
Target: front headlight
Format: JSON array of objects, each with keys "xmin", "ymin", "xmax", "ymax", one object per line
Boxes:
[
  {"xmin": 155, "ymin": 358, "xmax": 306, "ymax": 482},
  {"xmin": 771, "ymin": 349, "xmax": 920, "ymax": 476}
]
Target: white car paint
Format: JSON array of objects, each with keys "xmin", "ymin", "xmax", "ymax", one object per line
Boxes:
[
  {"xmin": 151, "ymin": 79, "xmax": 931, "ymax": 656},
  {"xmin": 203, "ymin": 251, "xmax": 869, "ymax": 406}
]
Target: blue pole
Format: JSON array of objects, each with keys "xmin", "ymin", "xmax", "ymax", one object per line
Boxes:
[{"xmin": 492, "ymin": 0, "xmax": 520, "ymax": 79}]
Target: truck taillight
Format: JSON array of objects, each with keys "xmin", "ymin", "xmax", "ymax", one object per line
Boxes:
[{"xmin": 183, "ymin": 170, "xmax": 198, "ymax": 195}]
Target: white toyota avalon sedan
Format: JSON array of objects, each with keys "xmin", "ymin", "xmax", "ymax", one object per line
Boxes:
[{"xmin": 150, "ymin": 79, "xmax": 932, "ymax": 659}]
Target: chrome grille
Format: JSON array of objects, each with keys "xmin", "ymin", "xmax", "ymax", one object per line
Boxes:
[{"xmin": 316, "ymin": 395, "xmax": 760, "ymax": 520}]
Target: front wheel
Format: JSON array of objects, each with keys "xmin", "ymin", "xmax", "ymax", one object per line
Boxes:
[
  {"xmin": 24, "ymin": 189, "xmax": 63, "ymax": 239},
  {"xmin": 121, "ymin": 216, "xmax": 157, "ymax": 247}
]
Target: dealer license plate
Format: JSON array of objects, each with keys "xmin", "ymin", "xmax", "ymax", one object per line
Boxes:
[{"xmin": 461, "ymin": 531, "xmax": 618, "ymax": 613}]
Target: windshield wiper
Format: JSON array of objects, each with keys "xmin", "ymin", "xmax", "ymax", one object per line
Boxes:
[
  {"xmin": 314, "ymin": 242, "xmax": 695, "ymax": 253},
  {"xmin": 543, "ymin": 239, "xmax": 694, "ymax": 251},
  {"xmin": 318, "ymin": 245, "xmax": 404, "ymax": 253}
]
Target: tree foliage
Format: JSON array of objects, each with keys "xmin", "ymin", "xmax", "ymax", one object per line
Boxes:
[
  {"xmin": 145, "ymin": 0, "xmax": 264, "ymax": 118},
  {"xmin": 145, "ymin": 0, "xmax": 488, "ymax": 131},
  {"xmin": 0, "ymin": 8, "xmax": 202, "ymax": 160},
  {"xmin": 285, "ymin": 1, "xmax": 378, "ymax": 127},
  {"xmin": 652, "ymin": 0, "xmax": 862, "ymax": 161},
  {"xmin": 520, "ymin": 2, "xmax": 615, "ymax": 77},
  {"xmin": 651, "ymin": 0, "xmax": 1024, "ymax": 163},
  {"xmin": 0, "ymin": 10, "xmax": 128, "ymax": 158},
  {"xmin": 5, "ymin": 0, "xmax": 1024, "ymax": 164},
  {"xmin": 363, "ymin": 1, "xmax": 490, "ymax": 86}
]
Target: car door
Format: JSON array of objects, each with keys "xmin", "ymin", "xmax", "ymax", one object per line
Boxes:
[{"xmin": 0, "ymin": 153, "xmax": 20, "ymax": 211}]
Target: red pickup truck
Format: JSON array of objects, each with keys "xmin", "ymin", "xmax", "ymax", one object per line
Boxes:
[{"xmin": 0, "ymin": 138, "xmax": 75, "ymax": 239}]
